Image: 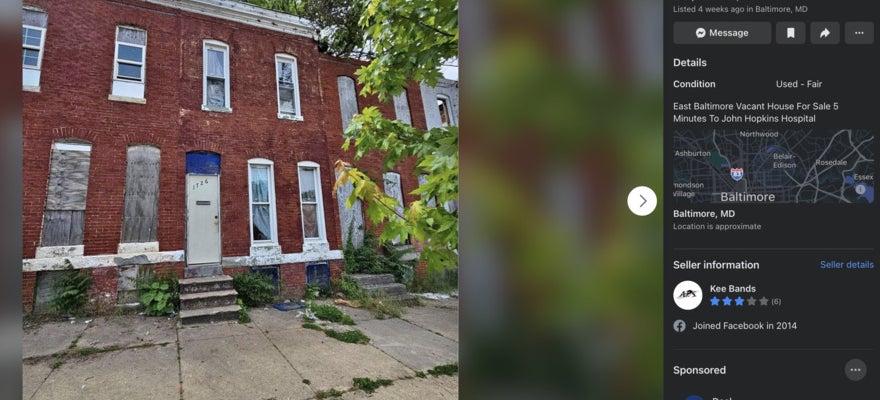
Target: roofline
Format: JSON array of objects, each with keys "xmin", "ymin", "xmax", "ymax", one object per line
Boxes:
[{"xmin": 141, "ymin": 0, "xmax": 315, "ymax": 38}]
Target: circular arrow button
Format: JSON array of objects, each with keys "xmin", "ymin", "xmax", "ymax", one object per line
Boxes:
[{"xmin": 627, "ymin": 186, "xmax": 657, "ymax": 216}]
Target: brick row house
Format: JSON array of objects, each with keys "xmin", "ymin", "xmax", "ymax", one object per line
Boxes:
[{"xmin": 21, "ymin": 0, "xmax": 459, "ymax": 315}]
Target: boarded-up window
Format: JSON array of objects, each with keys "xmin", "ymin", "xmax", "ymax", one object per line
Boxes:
[
  {"xmin": 418, "ymin": 174, "xmax": 437, "ymax": 207},
  {"xmin": 41, "ymin": 142, "xmax": 91, "ymax": 246},
  {"xmin": 337, "ymin": 76, "xmax": 358, "ymax": 132},
  {"xmin": 393, "ymin": 90, "xmax": 412, "ymax": 125},
  {"xmin": 336, "ymin": 169, "xmax": 364, "ymax": 247},
  {"xmin": 121, "ymin": 145, "xmax": 160, "ymax": 243},
  {"xmin": 383, "ymin": 172, "xmax": 405, "ymax": 245}
]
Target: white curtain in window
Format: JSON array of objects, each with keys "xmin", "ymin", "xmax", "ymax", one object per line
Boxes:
[
  {"xmin": 250, "ymin": 167, "xmax": 269, "ymax": 202},
  {"xmin": 299, "ymin": 169, "xmax": 316, "ymax": 202},
  {"xmin": 206, "ymin": 49, "xmax": 225, "ymax": 77},
  {"xmin": 250, "ymin": 166, "xmax": 271, "ymax": 240},
  {"xmin": 23, "ymin": 9, "xmax": 48, "ymax": 28},
  {"xmin": 117, "ymin": 28, "xmax": 146, "ymax": 45},
  {"xmin": 302, "ymin": 204, "xmax": 318, "ymax": 238}
]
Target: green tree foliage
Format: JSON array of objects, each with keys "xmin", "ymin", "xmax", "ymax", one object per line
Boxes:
[
  {"xmin": 246, "ymin": 0, "xmax": 366, "ymax": 57},
  {"xmin": 355, "ymin": 0, "xmax": 458, "ymax": 100},
  {"xmin": 250, "ymin": 0, "xmax": 459, "ymax": 272},
  {"xmin": 341, "ymin": 0, "xmax": 458, "ymax": 272}
]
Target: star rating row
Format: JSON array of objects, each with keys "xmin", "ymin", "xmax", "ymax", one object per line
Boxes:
[{"xmin": 709, "ymin": 296, "xmax": 770, "ymax": 307}]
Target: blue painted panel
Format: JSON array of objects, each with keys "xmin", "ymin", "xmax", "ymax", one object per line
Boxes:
[
  {"xmin": 186, "ymin": 152, "xmax": 221, "ymax": 175},
  {"xmin": 306, "ymin": 262, "xmax": 331, "ymax": 291}
]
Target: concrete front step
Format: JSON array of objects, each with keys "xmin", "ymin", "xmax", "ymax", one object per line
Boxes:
[
  {"xmin": 184, "ymin": 264, "xmax": 223, "ymax": 278},
  {"xmin": 349, "ymin": 273, "xmax": 396, "ymax": 286},
  {"xmin": 179, "ymin": 304, "xmax": 241, "ymax": 325},
  {"xmin": 179, "ymin": 275, "xmax": 234, "ymax": 294},
  {"xmin": 363, "ymin": 282, "xmax": 407, "ymax": 297},
  {"xmin": 180, "ymin": 289, "xmax": 238, "ymax": 310}
]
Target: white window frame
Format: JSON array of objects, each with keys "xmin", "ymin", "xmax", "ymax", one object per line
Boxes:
[
  {"xmin": 110, "ymin": 26, "xmax": 147, "ymax": 102},
  {"xmin": 247, "ymin": 158, "xmax": 278, "ymax": 246},
  {"xmin": 202, "ymin": 40, "xmax": 231, "ymax": 112},
  {"xmin": 275, "ymin": 53, "xmax": 302, "ymax": 121},
  {"xmin": 22, "ymin": 8, "xmax": 47, "ymax": 91},
  {"xmin": 298, "ymin": 161, "xmax": 327, "ymax": 242}
]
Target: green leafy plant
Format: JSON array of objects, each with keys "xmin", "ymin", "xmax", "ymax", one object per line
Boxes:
[
  {"xmin": 343, "ymin": 227, "xmax": 381, "ymax": 274},
  {"xmin": 238, "ymin": 299, "xmax": 250, "ymax": 323},
  {"xmin": 352, "ymin": 377, "xmax": 393, "ymax": 393},
  {"xmin": 426, "ymin": 363, "xmax": 458, "ymax": 376},
  {"xmin": 333, "ymin": 275, "xmax": 367, "ymax": 299},
  {"xmin": 377, "ymin": 242, "xmax": 416, "ymax": 285},
  {"xmin": 324, "ymin": 328, "xmax": 370, "ymax": 344},
  {"xmin": 304, "ymin": 282, "xmax": 332, "ymax": 300},
  {"xmin": 50, "ymin": 262, "xmax": 93, "ymax": 316},
  {"xmin": 311, "ymin": 304, "xmax": 355, "ymax": 324},
  {"xmin": 233, "ymin": 271, "xmax": 276, "ymax": 307},
  {"xmin": 139, "ymin": 274, "xmax": 178, "ymax": 316},
  {"xmin": 302, "ymin": 322, "xmax": 322, "ymax": 331},
  {"xmin": 342, "ymin": 228, "xmax": 416, "ymax": 284},
  {"xmin": 315, "ymin": 388, "xmax": 344, "ymax": 399}
]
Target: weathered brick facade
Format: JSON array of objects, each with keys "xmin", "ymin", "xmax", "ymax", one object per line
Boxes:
[{"xmin": 22, "ymin": 0, "xmax": 432, "ymax": 312}]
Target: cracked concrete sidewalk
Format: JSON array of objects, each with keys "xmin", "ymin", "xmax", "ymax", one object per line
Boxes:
[{"xmin": 22, "ymin": 298, "xmax": 459, "ymax": 400}]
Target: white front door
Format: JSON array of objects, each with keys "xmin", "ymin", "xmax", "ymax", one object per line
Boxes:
[{"xmin": 186, "ymin": 174, "xmax": 221, "ymax": 265}]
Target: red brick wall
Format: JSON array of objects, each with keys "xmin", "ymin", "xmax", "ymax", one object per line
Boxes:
[
  {"xmin": 278, "ymin": 263, "xmax": 307, "ymax": 299},
  {"xmin": 152, "ymin": 262, "xmax": 185, "ymax": 280},
  {"xmin": 22, "ymin": 272, "xmax": 36, "ymax": 313},
  {"xmin": 87, "ymin": 267, "xmax": 119, "ymax": 312},
  {"xmin": 22, "ymin": 0, "xmax": 348, "ymax": 259},
  {"xmin": 22, "ymin": 1, "xmax": 431, "ymax": 310}
]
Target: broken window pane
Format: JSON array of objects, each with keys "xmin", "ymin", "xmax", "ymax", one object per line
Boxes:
[
  {"xmin": 438, "ymin": 97, "xmax": 450, "ymax": 127},
  {"xmin": 23, "ymin": 9, "xmax": 48, "ymax": 28},
  {"xmin": 117, "ymin": 27, "xmax": 146, "ymax": 45}
]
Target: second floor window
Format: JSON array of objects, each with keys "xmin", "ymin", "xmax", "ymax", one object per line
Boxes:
[
  {"xmin": 203, "ymin": 40, "xmax": 230, "ymax": 111},
  {"xmin": 437, "ymin": 96, "xmax": 451, "ymax": 127},
  {"xmin": 275, "ymin": 54, "xmax": 302, "ymax": 120},
  {"xmin": 111, "ymin": 26, "xmax": 147, "ymax": 99},
  {"xmin": 22, "ymin": 8, "xmax": 47, "ymax": 89}
]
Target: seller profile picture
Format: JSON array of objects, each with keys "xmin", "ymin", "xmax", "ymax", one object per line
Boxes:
[{"xmin": 673, "ymin": 280, "xmax": 703, "ymax": 310}]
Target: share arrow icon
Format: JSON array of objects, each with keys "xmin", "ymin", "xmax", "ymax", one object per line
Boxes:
[{"xmin": 820, "ymin": 28, "xmax": 831, "ymax": 38}]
